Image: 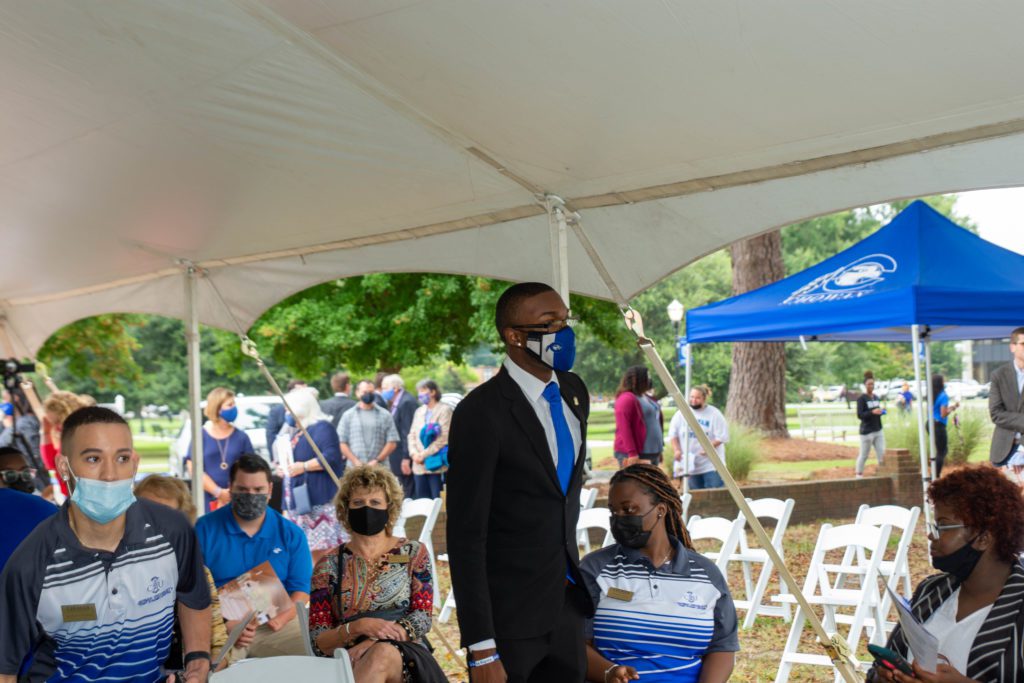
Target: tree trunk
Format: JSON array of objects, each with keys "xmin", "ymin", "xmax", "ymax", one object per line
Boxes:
[{"xmin": 726, "ymin": 231, "xmax": 790, "ymax": 437}]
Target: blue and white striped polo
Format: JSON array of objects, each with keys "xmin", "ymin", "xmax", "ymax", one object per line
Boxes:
[
  {"xmin": 0, "ymin": 499, "xmax": 209, "ymax": 682},
  {"xmin": 580, "ymin": 538, "xmax": 739, "ymax": 682}
]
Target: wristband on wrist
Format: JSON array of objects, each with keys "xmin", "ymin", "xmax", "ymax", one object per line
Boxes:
[
  {"xmin": 183, "ymin": 651, "xmax": 211, "ymax": 666},
  {"xmin": 604, "ymin": 664, "xmax": 617, "ymax": 682},
  {"xmin": 468, "ymin": 653, "xmax": 501, "ymax": 668}
]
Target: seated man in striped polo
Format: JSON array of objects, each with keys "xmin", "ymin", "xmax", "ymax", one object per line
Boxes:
[
  {"xmin": 0, "ymin": 406, "xmax": 212, "ymax": 683},
  {"xmin": 579, "ymin": 464, "xmax": 738, "ymax": 683}
]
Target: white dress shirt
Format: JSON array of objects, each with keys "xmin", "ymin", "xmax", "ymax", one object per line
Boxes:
[{"xmin": 468, "ymin": 357, "xmax": 583, "ymax": 653}]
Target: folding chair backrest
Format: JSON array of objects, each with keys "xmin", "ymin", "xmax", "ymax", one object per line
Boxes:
[
  {"xmin": 580, "ymin": 487, "xmax": 598, "ymax": 510},
  {"xmin": 210, "ymin": 653, "xmax": 354, "ymax": 682},
  {"xmin": 294, "ymin": 601, "xmax": 316, "ymax": 657},
  {"xmin": 686, "ymin": 515, "xmax": 745, "ymax": 574},
  {"xmin": 741, "ymin": 497, "xmax": 795, "ymax": 552},
  {"xmin": 807, "ymin": 522, "xmax": 891, "ymax": 597},
  {"xmin": 680, "ymin": 492, "xmax": 692, "ymax": 520},
  {"xmin": 393, "ymin": 497, "xmax": 443, "ymax": 606},
  {"xmin": 854, "ymin": 503, "xmax": 921, "ymax": 596},
  {"xmin": 577, "ymin": 508, "xmax": 613, "ymax": 549}
]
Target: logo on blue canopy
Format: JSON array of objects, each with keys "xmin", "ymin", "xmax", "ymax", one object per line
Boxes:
[{"xmin": 782, "ymin": 254, "xmax": 897, "ymax": 305}]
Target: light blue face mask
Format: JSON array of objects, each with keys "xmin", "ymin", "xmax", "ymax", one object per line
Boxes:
[
  {"xmin": 66, "ymin": 465, "xmax": 136, "ymax": 525},
  {"xmin": 381, "ymin": 388, "xmax": 396, "ymax": 403}
]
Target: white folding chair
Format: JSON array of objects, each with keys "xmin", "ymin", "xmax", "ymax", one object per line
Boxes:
[
  {"xmin": 686, "ymin": 515, "xmax": 744, "ymax": 576},
  {"xmin": 210, "ymin": 652, "xmax": 354, "ymax": 682},
  {"xmin": 294, "ymin": 601, "xmax": 316, "ymax": 657},
  {"xmin": 721, "ymin": 497, "xmax": 795, "ymax": 629},
  {"xmin": 577, "ymin": 508, "xmax": 614, "ymax": 554},
  {"xmin": 833, "ymin": 504, "xmax": 920, "ymax": 638},
  {"xmin": 772, "ymin": 522, "xmax": 892, "ymax": 683},
  {"xmin": 393, "ymin": 497, "xmax": 443, "ymax": 606},
  {"xmin": 680, "ymin": 492, "xmax": 692, "ymax": 521},
  {"xmin": 577, "ymin": 487, "xmax": 600, "ymax": 546}
]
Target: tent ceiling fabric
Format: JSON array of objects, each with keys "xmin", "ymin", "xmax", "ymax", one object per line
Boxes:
[{"xmin": 4, "ymin": 0, "xmax": 1024, "ymax": 354}]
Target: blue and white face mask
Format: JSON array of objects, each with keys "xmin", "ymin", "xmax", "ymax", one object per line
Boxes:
[
  {"xmin": 525, "ymin": 326, "xmax": 576, "ymax": 372},
  {"xmin": 66, "ymin": 465, "xmax": 136, "ymax": 525}
]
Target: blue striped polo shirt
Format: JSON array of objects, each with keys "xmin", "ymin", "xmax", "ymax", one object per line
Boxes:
[
  {"xmin": 580, "ymin": 538, "xmax": 739, "ymax": 682},
  {"xmin": 0, "ymin": 499, "xmax": 210, "ymax": 682}
]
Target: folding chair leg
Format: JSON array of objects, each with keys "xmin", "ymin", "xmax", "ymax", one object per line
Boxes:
[
  {"xmin": 774, "ymin": 606, "xmax": 806, "ymax": 683},
  {"xmin": 742, "ymin": 559, "xmax": 774, "ymax": 629},
  {"xmin": 741, "ymin": 559, "xmax": 754, "ymax": 601}
]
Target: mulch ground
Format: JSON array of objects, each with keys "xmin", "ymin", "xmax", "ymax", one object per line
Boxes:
[{"xmin": 763, "ymin": 437, "xmax": 857, "ymax": 461}]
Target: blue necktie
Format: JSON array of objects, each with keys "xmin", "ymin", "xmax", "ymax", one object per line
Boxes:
[{"xmin": 542, "ymin": 382, "xmax": 575, "ymax": 494}]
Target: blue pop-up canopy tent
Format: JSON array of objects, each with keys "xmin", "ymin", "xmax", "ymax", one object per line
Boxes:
[
  {"xmin": 684, "ymin": 200, "xmax": 1024, "ymax": 517},
  {"xmin": 686, "ymin": 200, "xmax": 1024, "ymax": 343}
]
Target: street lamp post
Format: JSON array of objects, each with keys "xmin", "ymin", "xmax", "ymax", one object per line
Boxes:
[{"xmin": 666, "ymin": 300, "xmax": 690, "ymax": 498}]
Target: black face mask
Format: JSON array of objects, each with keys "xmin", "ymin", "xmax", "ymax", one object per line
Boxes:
[
  {"xmin": 931, "ymin": 534, "xmax": 983, "ymax": 582},
  {"xmin": 359, "ymin": 393, "xmax": 376, "ymax": 405},
  {"xmin": 231, "ymin": 493, "xmax": 269, "ymax": 521},
  {"xmin": 349, "ymin": 505, "xmax": 389, "ymax": 536},
  {"xmin": 610, "ymin": 506, "xmax": 659, "ymax": 549}
]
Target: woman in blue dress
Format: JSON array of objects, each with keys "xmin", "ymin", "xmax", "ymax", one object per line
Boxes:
[{"xmin": 186, "ymin": 386, "xmax": 254, "ymax": 512}]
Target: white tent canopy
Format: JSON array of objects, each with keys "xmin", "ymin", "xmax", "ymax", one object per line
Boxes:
[{"xmin": 5, "ymin": 1, "xmax": 1024, "ymax": 353}]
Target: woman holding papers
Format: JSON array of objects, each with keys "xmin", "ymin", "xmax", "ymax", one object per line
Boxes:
[
  {"xmin": 308, "ymin": 465, "xmax": 446, "ymax": 682},
  {"xmin": 870, "ymin": 465, "xmax": 1024, "ymax": 683}
]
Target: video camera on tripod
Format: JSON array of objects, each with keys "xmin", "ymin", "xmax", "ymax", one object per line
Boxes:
[{"xmin": 3, "ymin": 358, "xmax": 36, "ymax": 391}]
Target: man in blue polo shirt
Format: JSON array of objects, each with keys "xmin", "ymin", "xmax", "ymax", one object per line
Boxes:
[
  {"xmin": 196, "ymin": 453, "xmax": 312, "ymax": 658},
  {"xmin": 0, "ymin": 446, "xmax": 56, "ymax": 570},
  {"xmin": 0, "ymin": 407, "xmax": 211, "ymax": 683}
]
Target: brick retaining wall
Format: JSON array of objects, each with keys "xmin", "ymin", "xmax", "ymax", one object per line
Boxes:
[{"xmin": 415, "ymin": 448, "xmax": 924, "ymax": 554}]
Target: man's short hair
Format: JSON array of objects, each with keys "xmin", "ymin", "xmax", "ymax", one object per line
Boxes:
[
  {"xmin": 1011, "ymin": 327, "xmax": 1024, "ymax": 345},
  {"xmin": 229, "ymin": 453, "xmax": 272, "ymax": 485},
  {"xmin": 331, "ymin": 372, "xmax": 350, "ymax": 393},
  {"xmin": 381, "ymin": 374, "xmax": 405, "ymax": 391},
  {"xmin": 61, "ymin": 407, "xmax": 130, "ymax": 454},
  {"xmin": 286, "ymin": 379, "xmax": 306, "ymax": 392},
  {"xmin": 0, "ymin": 446, "xmax": 27, "ymax": 469},
  {"xmin": 357, "ymin": 379, "xmax": 375, "ymax": 392},
  {"xmin": 494, "ymin": 282, "xmax": 556, "ymax": 336}
]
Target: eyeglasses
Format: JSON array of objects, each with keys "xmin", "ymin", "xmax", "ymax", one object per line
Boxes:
[
  {"xmin": 0, "ymin": 468, "xmax": 35, "ymax": 486},
  {"xmin": 927, "ymin": 521, "xmax": 966, "ymax": 537},
  {"xmin": 512, "ymin": 316, "xmax": 579, "ymax": 333}
]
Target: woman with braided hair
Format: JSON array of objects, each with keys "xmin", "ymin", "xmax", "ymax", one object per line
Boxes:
[{"xmin": 580, "ymin": 464, "xmax": 738, "ymax": 683}]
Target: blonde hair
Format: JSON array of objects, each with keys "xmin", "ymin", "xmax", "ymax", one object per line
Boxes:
[
  {"xmin": 381, "ymin": 374, "xmax": 405, "ymax": 391},
  {"xmin": 204, "ymin": 387, "xmax": 235, "ymax": 422},
  {"xmin": 135, "ymin": 475, "xmax": 197, "ymax": 524},
  {"xmin": 43, "ymin": 391, "xmax": 84, "ymax": 426},
  {"xmin": 333, "ymin": 464, "xmax": 404, "ymax": 535}
]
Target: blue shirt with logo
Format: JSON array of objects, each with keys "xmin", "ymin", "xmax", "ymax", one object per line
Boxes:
[
  {"xmin": 0, "ymin": 488, "xmax": 56, "ymax": 571},
  {"xmin": 196, "ymin": 504, "xmax": 312, "ymax": 594}
]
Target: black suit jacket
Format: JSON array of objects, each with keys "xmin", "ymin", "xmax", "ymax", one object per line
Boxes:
[
  {"xmin": 446, "ymin": 365, "xmax": 593, "ymax": 646},
  {"xmin": 390, "ymin": 391, "xmax": 419, "ymax": 463},
  {"xmin": 320, "ymin": 394, "xmax": 357, "ymax": 429}
]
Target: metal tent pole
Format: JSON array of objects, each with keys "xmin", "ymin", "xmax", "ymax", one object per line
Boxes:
[
  {"xmin": 924, "ymin": 339, "xmax": 938, "ymax": 481},
  {"xmin": 545, "ymin": 195, "xmax": 571, "ymax": 305},
  {"xmin": 911, "ymin": 326, "xmax": 932, "ymax": 527},
  {"xmin": 184, "ymin": 266, "xmax": 206, "ymax": 516},
  {"xmin": 682, "ymin": 342, "xmax": 692, "ymax": 498}
]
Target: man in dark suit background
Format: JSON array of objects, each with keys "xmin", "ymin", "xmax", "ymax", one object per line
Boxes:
[
  {"xmin": 320, "ymin": 371, "xmax": 356, "ymax": 429},
  {"xmin": 447, "ymin": 282, "xmax": 592, "ymax": 683},
  {"xmin": 382, "ymin": 374, "xmax": 418, "ymax": 498},
  {"xmin": 989, "ymin": 326, "xmax": 1024, "ymax": 465}
]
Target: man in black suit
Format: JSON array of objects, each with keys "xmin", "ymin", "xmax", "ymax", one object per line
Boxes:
[
  {"xmin": 989, "ymin": 326, "xmax": 1024, "ymax": 465},
  {"xmin": 320, "ymin": 371, "xmax": 357, "ymax": 429},
  {"xmin": 447, "ymin": 282, "xmax": 592, "ymax": 683},
  {"xmin": 382, "ymin": 374, "xmax": 418, "ymax": 498}
]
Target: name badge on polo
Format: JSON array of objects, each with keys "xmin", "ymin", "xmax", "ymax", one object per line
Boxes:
[
  {"xmin": 389, "ymin": 554, "xmax": 411, "ymax": 564},
  {"xmin": 61, "ymin": 603, "xmax": 98, "ymax": 622},
  {"xmin": 606, "ymin": 587, "xmax": 634, "ymax": 602}
]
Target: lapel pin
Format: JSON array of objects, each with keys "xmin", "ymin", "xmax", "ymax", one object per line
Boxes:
[{"xmin": 573, "ymin": 397, "xmax": 579, "ymax": 407}]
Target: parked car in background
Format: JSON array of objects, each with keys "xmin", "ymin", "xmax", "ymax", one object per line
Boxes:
[
  {"xmin": 168, "ymin": 395, "xmax": 282, "ymax": 477},
  {"xmin": 812, "ymin": 385, "xmax": 844, "ymax": 402},
  {"xmin": 946, "ymin": 379, "xmax": 982, "ymax": 401}
]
